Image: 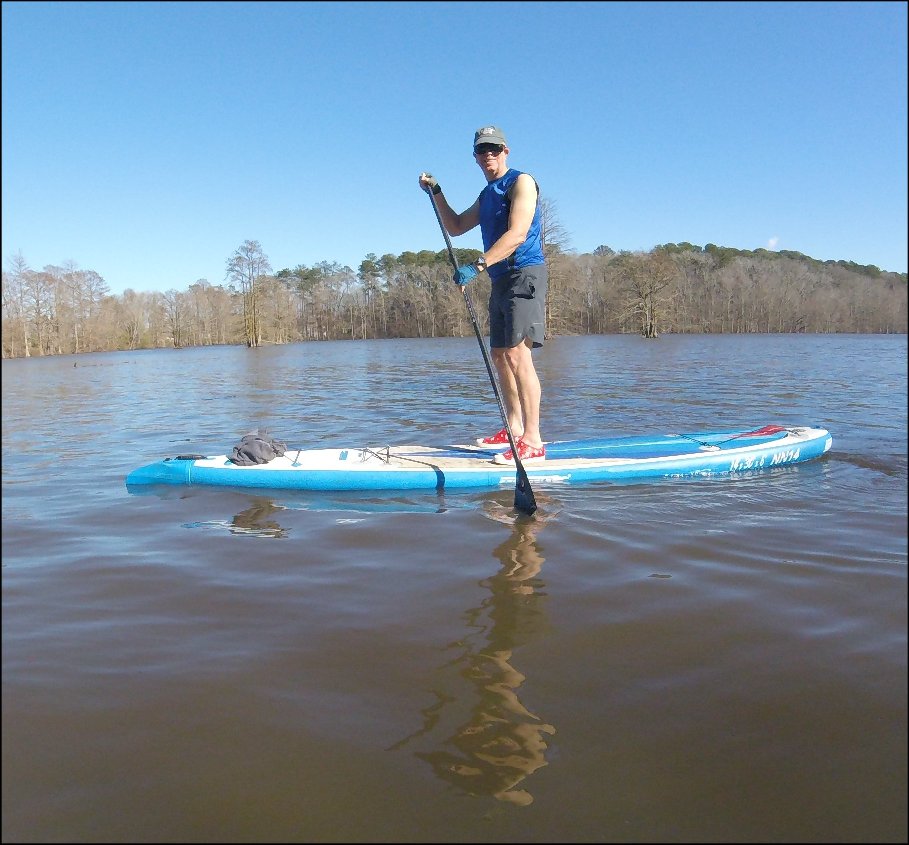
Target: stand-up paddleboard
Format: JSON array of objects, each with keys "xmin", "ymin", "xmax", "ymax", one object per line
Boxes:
[{"xmin": 126, "ymin": 424, "xmax": 832, "ymax": 493}]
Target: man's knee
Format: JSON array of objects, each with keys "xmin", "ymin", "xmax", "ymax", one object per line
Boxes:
[{"xmin": 502, "ymin": 343, "xmax": 531, "ymax": 371}]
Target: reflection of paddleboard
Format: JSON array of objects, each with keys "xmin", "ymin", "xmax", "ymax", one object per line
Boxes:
[{"xmin": 125, "ymin": 424, "xmax": 832, "ymax": 492}]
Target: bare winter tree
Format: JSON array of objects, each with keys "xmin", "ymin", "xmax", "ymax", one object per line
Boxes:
[
  {"xmin": 614, "ymin": 251, "xmax": 677, "ymax": 338},
  {"xmin": 538, "ymin": 196, "xmax": 572, "ymax": 336},
  {"xmin": 2, "ymin": 252, "xmax": 32, "ymax": 357},
  {"xmin": 225, "ymin": 240, "xmax": 271, "ymax": 347}
]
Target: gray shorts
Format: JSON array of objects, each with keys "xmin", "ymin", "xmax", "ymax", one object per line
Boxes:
[{"xmin": 488, "ymin": 264, "xmax": 548, "ymax": 349}]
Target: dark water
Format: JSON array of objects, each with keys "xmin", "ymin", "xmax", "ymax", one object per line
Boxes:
[{"xmin": 2, "ymin": 334, "xmax": 906, "ymax": 843}]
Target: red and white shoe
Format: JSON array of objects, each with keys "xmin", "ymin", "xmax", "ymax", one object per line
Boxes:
[
  {"xmin": 475, "ymin": 427, "xmax": 522, "ymax": 447},
  {"xmin": 492, "ymin": 439, "xmax": 546, "ymax": 465}
]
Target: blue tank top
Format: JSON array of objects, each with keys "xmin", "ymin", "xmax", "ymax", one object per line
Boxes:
[{"xmin": 478, "ymin": 169, "xmax": 545, "ymax": 279}]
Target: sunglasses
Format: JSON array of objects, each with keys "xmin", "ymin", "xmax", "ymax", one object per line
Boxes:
[{"xmin": 474, "ymin": 144, "xmax": 504, "ymax": 156}]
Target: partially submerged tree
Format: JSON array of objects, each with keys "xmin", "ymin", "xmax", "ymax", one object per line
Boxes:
[{"xmin": 226, "ymin": 240, "xmax": 271, "ymax": 347}]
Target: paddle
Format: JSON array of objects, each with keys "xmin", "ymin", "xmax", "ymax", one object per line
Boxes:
[{"xmin": 426, "ymin": 188, "xmax": 537, "ymax": 516}]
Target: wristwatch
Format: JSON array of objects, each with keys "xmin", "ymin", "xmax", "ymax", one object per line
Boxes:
[{"xmin": 474, "ymin": 255, "xmax": 487, "ymax": 273}]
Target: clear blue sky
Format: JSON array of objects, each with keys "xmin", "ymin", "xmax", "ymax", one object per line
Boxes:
[{"xmin": 3, "ymin": 1, "xmax": 906, "ymax": 295}]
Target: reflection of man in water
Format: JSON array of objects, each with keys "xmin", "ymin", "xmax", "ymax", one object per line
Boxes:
[{"xmin": 404, "ymin": 502, "xmax": 557, "ymax": 806}]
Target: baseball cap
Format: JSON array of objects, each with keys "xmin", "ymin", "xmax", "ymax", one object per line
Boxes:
[{"xmin": 473, "ymin": 125, "xmax": 507, "ymax": 148}]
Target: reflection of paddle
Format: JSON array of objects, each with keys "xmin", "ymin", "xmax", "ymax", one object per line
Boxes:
[{"xmin": 426, "ymin": 188, "xmax": 537, "ymax": 516}]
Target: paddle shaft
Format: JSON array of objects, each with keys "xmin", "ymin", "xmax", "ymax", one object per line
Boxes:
[{"xmin": 426, "ymin": 188, "xmax": 537, "ymax": 516}]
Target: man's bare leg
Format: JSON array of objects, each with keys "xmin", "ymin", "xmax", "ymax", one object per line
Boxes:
[
  {"xmin": 496, "ymin": 339, "xmax": 542, "ymax": 446},
  {"xmin": 491, "ymin": 347, "xmax": 524, "ymax": 437}
]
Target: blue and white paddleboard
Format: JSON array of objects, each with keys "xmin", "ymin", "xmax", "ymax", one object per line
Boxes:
[{"xmin": 125, "ymin": 424, "xmax": 832, "ymax": 493}]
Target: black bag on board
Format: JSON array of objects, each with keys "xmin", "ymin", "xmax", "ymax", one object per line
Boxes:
[{"xmin": 228, "ymin": 431, "xmax": 287, "ymax": 466}]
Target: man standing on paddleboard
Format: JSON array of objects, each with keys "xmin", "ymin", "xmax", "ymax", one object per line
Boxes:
[{"xmin": 419, "ymin": 125, "xmax": 548, "ymax": 465}]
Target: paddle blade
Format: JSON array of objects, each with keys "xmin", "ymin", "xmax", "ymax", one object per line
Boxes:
[{"xmin": 514, "ymin": 465, "xmax": 538, "ymax": 516}]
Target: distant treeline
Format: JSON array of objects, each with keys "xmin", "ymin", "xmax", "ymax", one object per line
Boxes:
[{"xmin": 2, "ymin": 237, "xmax": 906, "ymax": 358}]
